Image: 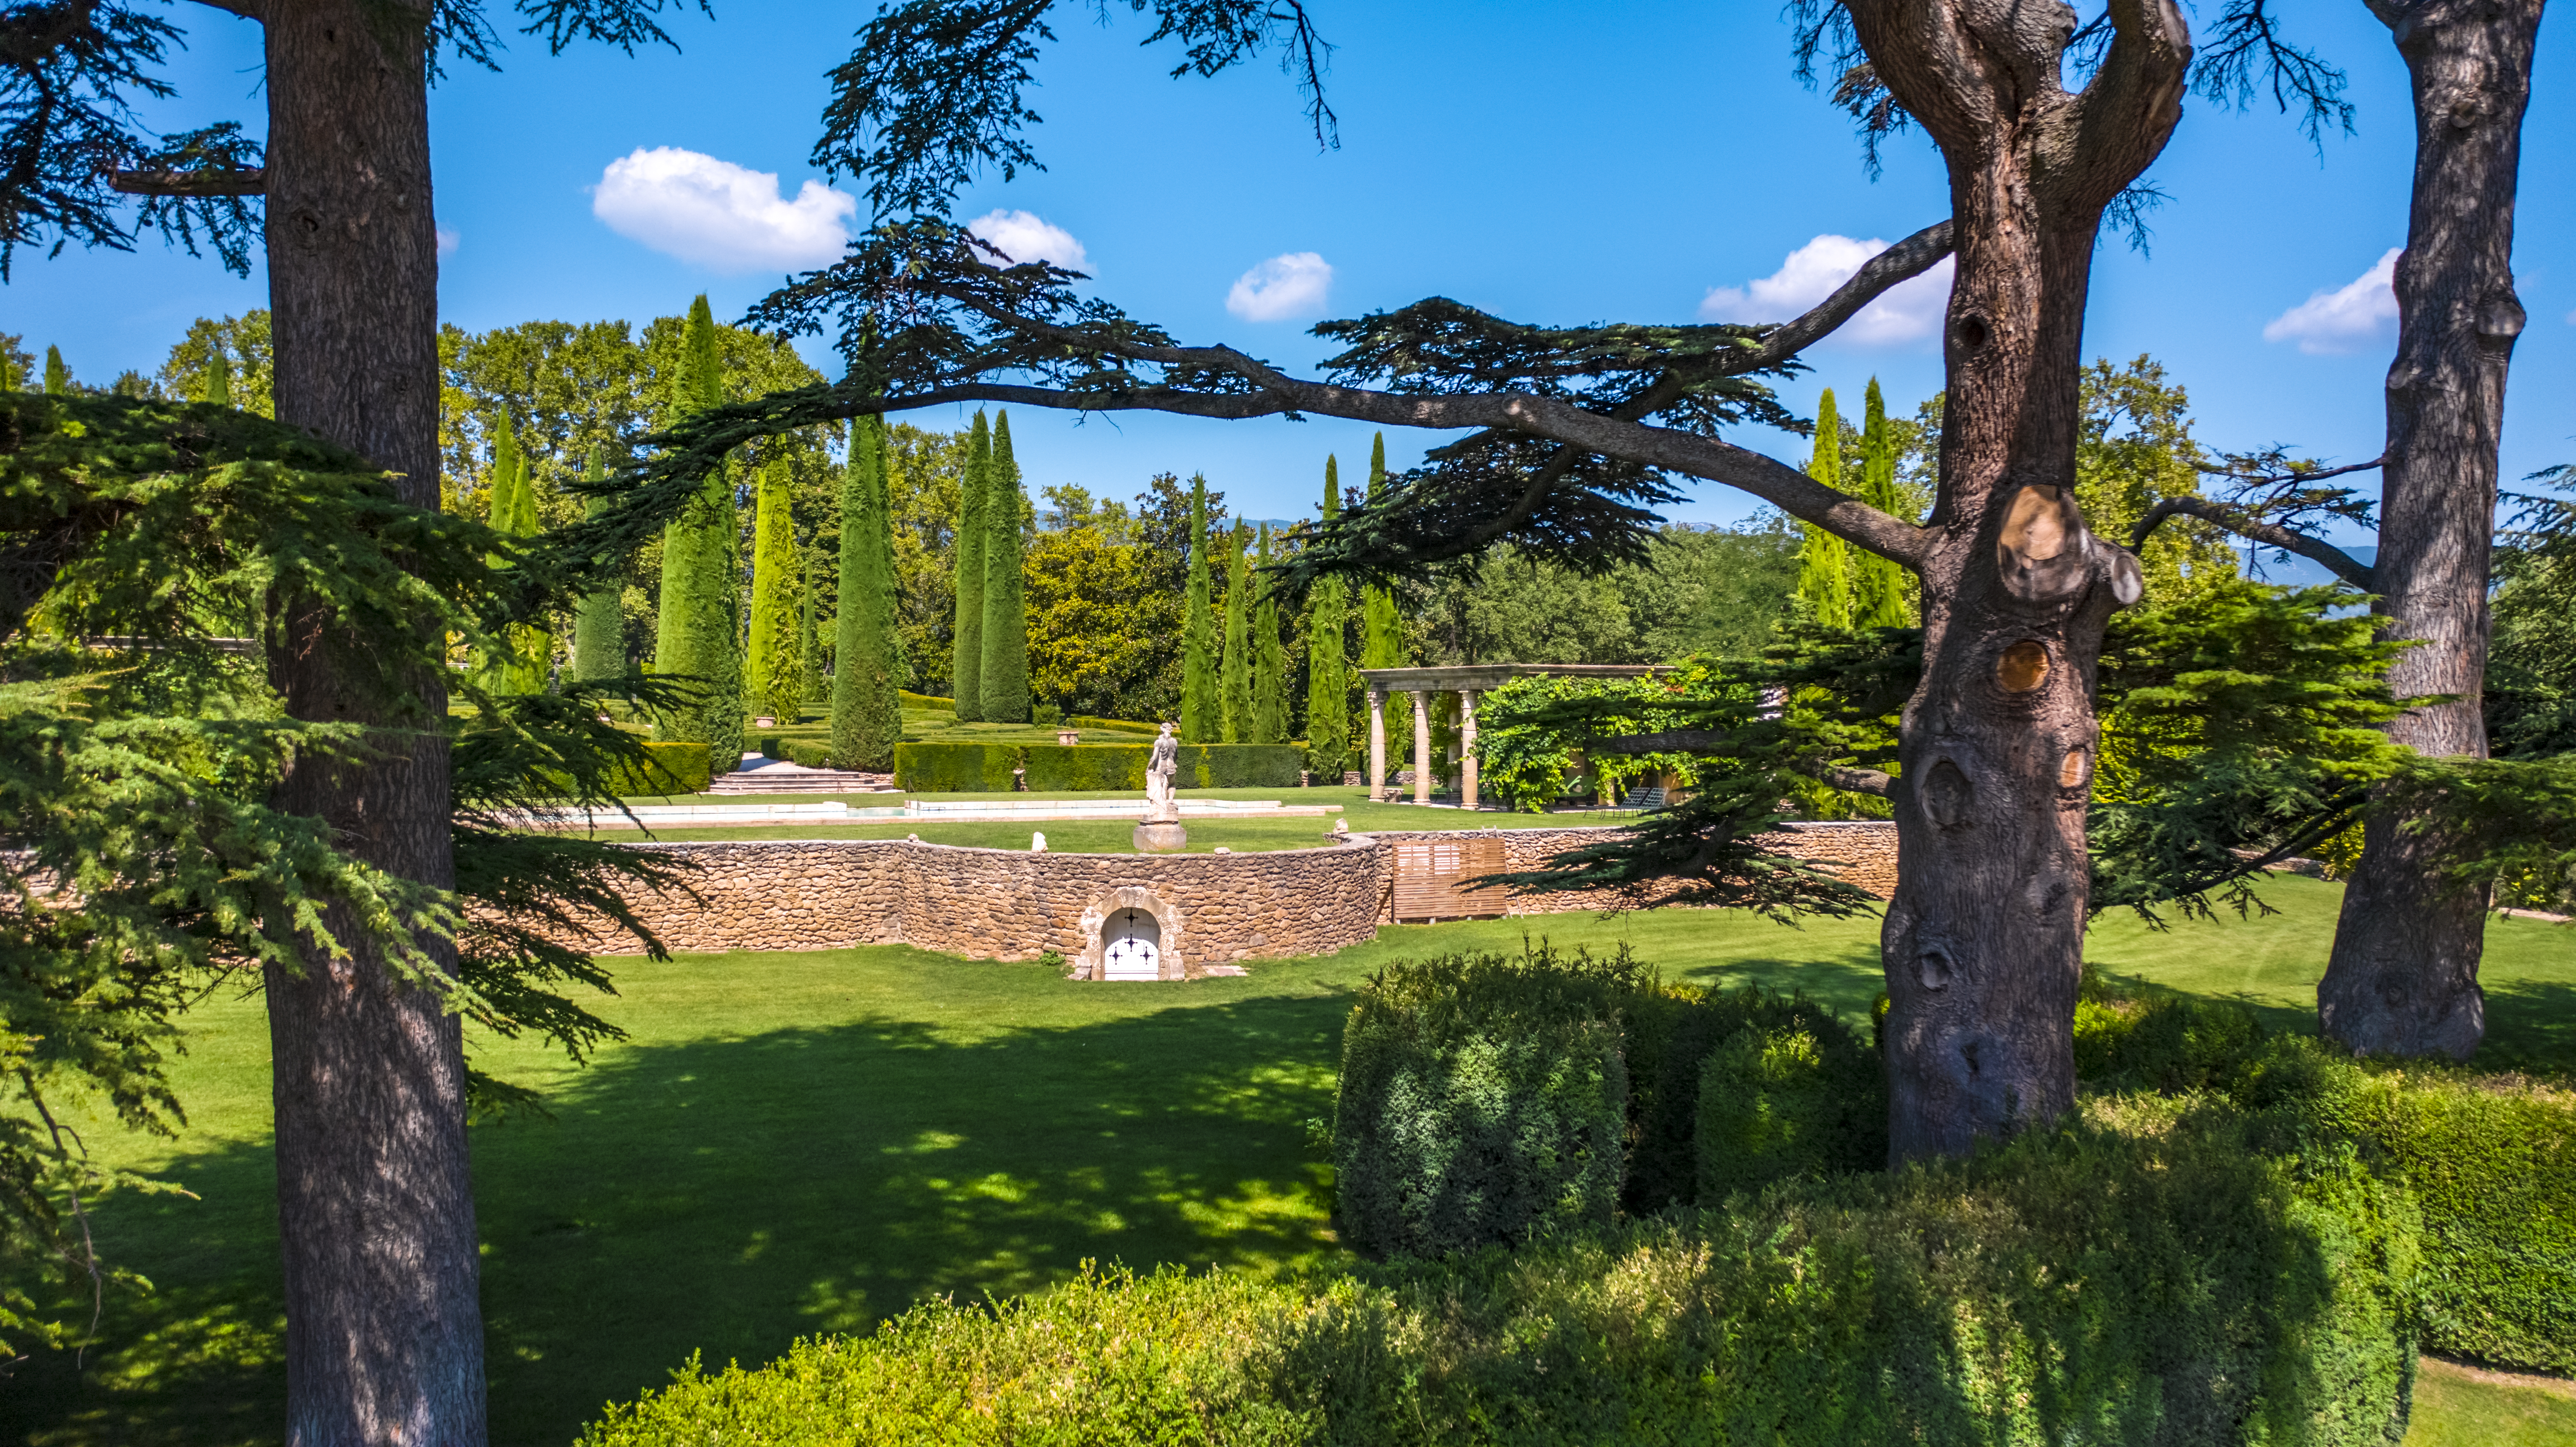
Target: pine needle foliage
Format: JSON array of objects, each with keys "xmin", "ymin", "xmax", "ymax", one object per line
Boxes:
[
  {"xmin": 0, "ymin": 389, "xmax": 689, "ymax": 1353},
  {"xmin": 951, "ymin": 411, "xmax": 990, "ymax": 720},
  {"xmin": 978, "ymin": 411, "xmax": 1031, "ymax": 723},
  {"xmin": 832, "ymin": 416, "xmax": 904, "ymax": 769}
]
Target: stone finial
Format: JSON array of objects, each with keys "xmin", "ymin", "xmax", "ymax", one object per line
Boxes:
[{"xmin": 1032, "ymin": 831, "xmax": 1048, "ymax": 852}]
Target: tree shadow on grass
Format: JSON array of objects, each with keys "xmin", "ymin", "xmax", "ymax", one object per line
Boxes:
[
  {"xmin": 6, "ymin": 988, "xmax": 1361, "ymax": 1447},
  {"xmin": 2477, "ymin": 978, "xmax": 2576, "ymax": 1079}
]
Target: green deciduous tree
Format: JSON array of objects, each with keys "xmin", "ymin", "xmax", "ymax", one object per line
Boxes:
[
  {"xmin": 1221, "ymin": 518, "xmax": 1251, "ymax": 742},
  {"xmin": 1304, "ymin": 457, "xmax": 1352, "ymax": 773},
  {"xmin": 652, "ymin": 297, "xmax": 744, "ymax": 772},
  {"xmin": 159, "ymin": 312, "xmax": 273, "ymax": 418},
  {"xmin": 978, "ymin": 411, "xmax": 1031, "ymax": 723},
  {"xmin": 833, "ymin": 416, "xmax": 905, "ymax": 769},
  {"xmin": 746, "ymin": 455, "xmax": 801, "ymax": 721},
  {"xmin": 1181, "ymin": 474, "xmax": 1218, "ymax": 742},
  {"xmin": 951, "ymin": 411, "xmax": 990, "ymax": 718},
  {"xmin": 1253, "ymin": 524, "xmax": 1287, "ymax": 744},
  {"xmin": 572, "ymin": 452, "xmax": 625, "ymax": 682},
  {"xmin": 1794, "ymin": 389, "xmax": 1852, "ymax": 629}
]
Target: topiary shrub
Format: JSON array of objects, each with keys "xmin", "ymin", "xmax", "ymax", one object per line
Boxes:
[
  {"xmin": 1333, "ymin": 946, "xmax": 1643, "ymax": 1259},
  {"xmin": 1693, "ymin": 995, "xmax": 1886, "ymax": 1199},
  {"xmin": 602, "ymin": 741, "xmax": 712, "ymax": 797},
  {"xmin": 893, "ymin": 742, "xmax": 1021, "ymax": 792}
]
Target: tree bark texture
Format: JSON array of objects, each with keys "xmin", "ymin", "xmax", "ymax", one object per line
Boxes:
[
  {"xmin": 2318, "ymin": 0, "xmax": 2541, "ymax": 1061},
  {"xmin": 1847, "ymin": 0, "xmax": 2181, "ymax": 1160},
  {"xmin": 260, "ymin": 0, "xmax": 488, "ymax": 1441}
]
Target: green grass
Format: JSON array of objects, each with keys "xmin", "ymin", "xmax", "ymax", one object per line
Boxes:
[
  {"xmin": 7, "ymin": 877, "xmax": 2570, "ymax": 1445},
  {"xmin": 2408, "ymin": 1358, "xmax": 2576, "ymax": 1447}
]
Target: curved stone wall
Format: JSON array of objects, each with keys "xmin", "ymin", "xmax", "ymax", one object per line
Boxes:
[{"xmin": 528, "ymin": 821, "xmax": 1898, "ymax": 976}]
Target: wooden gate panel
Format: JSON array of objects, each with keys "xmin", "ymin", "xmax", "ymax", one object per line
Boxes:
[{"xmin": 1391, "ymin": 836, "xmax": 1507, "ymax": 921}]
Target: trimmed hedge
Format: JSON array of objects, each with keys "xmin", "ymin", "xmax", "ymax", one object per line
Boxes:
[
  {"xmin": 1022, "ymin": 743, "xmax": 1148, "ymax": 792},
  {"xmin": 899, "ymin": 690, "xmax": 954, "ymax": 711},
  {"xmin": 901, "ymin": 742, "xmax": 1306, "ymax": 792},
  {"xmin": 1333, "ymin": 947, "xmax": 1636, "ymax": 1259},
  {"xmin": 2077, "ymin": 970, "xmax": 2576, "ymax": 1375},
  {"xmin": 586, "ymin": 1100, "xmax": 2419, "ymax": 1447},
  {"xmin": 782, "ymin": 740, "xmax": 833, "ymax": 769},
  {"xmin": 1694, "ymin": 997, "xmax": 1886, "ymax": 1199},
  {"xmin": 1181, "ymin": 743, "xmax": 1302, "ymax": 789},
  {"xmin": 603, "ymin": 741, "xmax": 712, "ymax": 797},
  {"xmin": 1068, "ymin": 714, "xmax": 1159, "ymax": 735},
  {"xmin": 893, "ymin": 742, "xmax": 1021, "ymax": 792}
]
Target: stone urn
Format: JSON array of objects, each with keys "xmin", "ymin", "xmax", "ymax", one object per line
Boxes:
[
  {"xmin": 1057, "ymin": 727, "xmax": 1081, "ymax": 746},
  {"xmin": 752, "ymin": 715, "xmax": 777, "ymax": 729}
]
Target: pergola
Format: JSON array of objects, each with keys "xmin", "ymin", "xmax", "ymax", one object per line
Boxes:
[{"xmin": 1355, "ymin": 664, "xmax": 1676, "ymax": 809}]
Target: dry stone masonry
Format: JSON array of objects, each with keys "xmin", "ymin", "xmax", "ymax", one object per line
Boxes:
[{"xmin": 522, "ymin": 822, "xmax": 1897, "ymax": 978}]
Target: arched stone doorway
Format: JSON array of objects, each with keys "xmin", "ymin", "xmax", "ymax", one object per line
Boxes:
[{"xmin": 1075, "ymin": 887, "xmax": 1188, "ymax": 981}]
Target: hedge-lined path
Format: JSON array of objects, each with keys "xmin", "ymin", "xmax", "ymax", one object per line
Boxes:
[{"xmin": 11, "ymin": 879, "xmax": 2571, "ymax": 1445}]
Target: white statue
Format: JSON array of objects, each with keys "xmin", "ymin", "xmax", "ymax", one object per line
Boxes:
[{"xmin": 1142, "ymin": 721, "xmax": 1181, "ymax": 823}]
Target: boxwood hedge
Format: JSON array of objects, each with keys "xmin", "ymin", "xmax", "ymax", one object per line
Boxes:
[
  {"xmin": 603, "ymin": 741, "xmax": 712, "ymax": 797},
  {"xmin": 892, "ymin": 742, "xmax": 1021, "ymax": 792}
]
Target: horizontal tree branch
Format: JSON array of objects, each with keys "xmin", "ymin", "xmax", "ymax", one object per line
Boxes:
[
  {"xmin": 111, "ymin": 169, "xmax": 266, "ymax": 197},
  {"xmin": 2195, "ymin": 454, "xmax": 2384, "ymax": 486},
  {"xmin": 1806, "ymin": 762, "xmax": 1894, "ymax": 797},
  {"xmin": 2130, "ymin": 496, "xmax": 2378, "ymax": 591},
  {"xmin": 871, "ymin": 312, "xmax": 1934, "ymax": 566},
  {"xmin": 185, "ymin": 0, "xmax": 267, "ymax": 19},
  {"xmin": 1725, "ymin": 219, "xmax": 1953, "ymax": 373}
]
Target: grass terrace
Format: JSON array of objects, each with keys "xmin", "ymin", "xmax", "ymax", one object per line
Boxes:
[{"xmin": 9, "ymin": 876, "xmax": 2572, "ymax": 1444}]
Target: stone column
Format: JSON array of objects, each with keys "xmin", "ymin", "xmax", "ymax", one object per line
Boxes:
[
  {"xmin": 1366, "ymin": 689, "xmax": 1387, "ymax": 800},
  {"xmin": 1411, "ymin": 691, "xmax": 1433, "ymax": 805},
  {"xmin": 1459, "ymin": 689, "xmax": 1479, "ymax": 811}
]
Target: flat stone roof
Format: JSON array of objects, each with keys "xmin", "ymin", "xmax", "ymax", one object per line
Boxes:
[{"xmin": 1356, "ymin": 663, "xmax": 1676, "ymax": 691}]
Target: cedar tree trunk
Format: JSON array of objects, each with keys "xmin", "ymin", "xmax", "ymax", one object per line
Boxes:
[
  {"xmin": 1848, "ymin": 0, "xmax": 2182, "ymax": 1159},
  {"xmin": 260, "ymin": 0, "xmax": 488, "ymax": 1440},
  {"xmin": 2317, "ymin": 0, "xmax": 2542, "ymax": 1060}
]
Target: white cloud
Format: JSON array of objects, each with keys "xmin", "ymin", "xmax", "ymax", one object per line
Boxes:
[
  {"xmin": 590, "ymin": 146, "xmax": 856, "ymax": 273},
  {"xmin": 1226, "ymin": 252, "xmax": 1333, "ymax": 321},
  {"xmin": 1698, "ymin": 235, "xmax": 1953, "ymax": 345},
  {"xmin": 2263, "ymin": 248, "xmax": 2401, "ymax": 354},
  {"xmin": 966, "ymin": 209, "xmax": 1091, "ymax": 274},
  {"xmin": 436, "ymin": 226, "xmax": 461, "ymax": 257}
]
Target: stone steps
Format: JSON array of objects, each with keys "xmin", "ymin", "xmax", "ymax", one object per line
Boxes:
[{"xmin": 707, "ymin": 763, "xmax": 896, "ymax": 794}]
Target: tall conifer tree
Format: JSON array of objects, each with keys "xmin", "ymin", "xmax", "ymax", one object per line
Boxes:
[
  {"xmin": 1304, "ymin": 456, "xmax": 1351, "ymax": 773},
  {"xmin": 1253, "ymin": 523, "xmax": 1286, "ymax": 743},
  {"xmin": 1180, "ymin": 474, "xmax": 1218, "ymax": 742},
  {"xmin": 833, "ymin": 415, "xmax": 905, "ymax": 769},
  {"xmin": 500, "ymin": 434, "xmax": 552, "ymax": 695},
  {"xmin": 200, "ymin": 349, "xmax": 232, "ymax": 406},
  {"xmin": 1359, "ymin": 433, "xmax": 1411, "ymax": 766},
  {"xmin": 745, "ymin": 454, "xmax": 801, "ymax": 721},
  {"xmin": 41, "ymin": 345, "xmax": 67, "ymax": 395},
  {"xmin": 652, "ymin": 295, "xmax": 745, "ymax": 773},
  {"xmin": 951, "ymin": 411, "xmax": 991, "ymax": 717},
  {"xmin": 978, "ymin": 411, "xmax": 1032, "ymax": 722},
  {"xmin": 1220, "ymin": 518, "xmax": 1252, "ymax": 741},
  {"xmin": 571, "ymin": 449, "xmax": 626, "ymax": 682},
  {"xmin": 1795, "ymin": 388, "xmax": 1854, "ymax": 628},
  {"xmin": 1850, "ymin": 379, "xmax": 1912, "ymax": 628},
  {"xmin": 796, "ymin": 542, "xmax": 824, "ymax": 715}
]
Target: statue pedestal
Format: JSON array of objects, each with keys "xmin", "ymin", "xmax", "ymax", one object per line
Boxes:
[{"xmin": 1133, "ymin": 821, "xmax": 1189, "ymax": 853}]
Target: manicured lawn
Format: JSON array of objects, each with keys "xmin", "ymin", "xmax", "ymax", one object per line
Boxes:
[{"xmin": 7, "ymin": 878, "xmax": 2568, "ymax": 1445}]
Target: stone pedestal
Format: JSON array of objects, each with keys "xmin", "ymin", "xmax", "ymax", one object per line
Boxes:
[{"xmin": 1133, "ymin": 821, "xmax": 1189, "ymax": 853}]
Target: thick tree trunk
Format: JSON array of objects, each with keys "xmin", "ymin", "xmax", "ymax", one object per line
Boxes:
[
  {"xmin": 1849, "ymin": 0, "xmax": 2182, "ymax": 1160},
  {"xmin": 2318, "ymin": 0, "xmax": 2540, "ymax": 1061},
  {"xmin": 261, "ymin": 0, "xmax": 487, "ymax": 1441}
]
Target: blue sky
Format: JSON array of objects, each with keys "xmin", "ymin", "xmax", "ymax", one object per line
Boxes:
[{"xmin": 11, "ymin": 1, "xmax": 2572, "ymax": 543}]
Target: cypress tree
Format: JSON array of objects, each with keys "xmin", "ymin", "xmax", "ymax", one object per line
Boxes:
[
  {"xmin": 652, "ymin": 295, "xmax": 745, "ymax": 774},
  {"xmin": 200, "ymin": 349, "xmax": 233, "ymax": 407},
  {"xmin": 1850, "ymin": 379, "xmax": 1912, "ymax": 629},
  {"xmin": 501, "ymin": 435, "xmax": 553, "ymax": 695},
  {"xmin": 951, "ymin": 411, "xmax": 991, "ymax": 718},
  {"xmin": 832, "ymin": 415, "xmax": 905, "ymax": 770},
  {"xmin": 571, "ymin": 449, "xmax": 626, "ymax": 682},
  {"xmin": 1304, "ymin": 456, "xmax": 1351, "ymax": 773},
  {"xmin": 1360, "ymin": 433, "xmax": 1411, "ymax": 766},
  {"xmin": 1795, "ymin": 388, "xmax": 1854, "ymax": 628},
  {"xmin": 978, "ymin": 410, "xmax": 1032, "ymax": 723},
  {"xmin": 1253, "ymin": 523, "xmax": 1287, "ymax": 743},
  {"xmin": 42, "ymin": 345, "xmax": 67, "ymax": 395},
  {"xmin": 796, "ymin": 541, "xmax": 825, "ymax": 715},
  {"xmin": 1180, "ymin": 473, "xmax": 1219, "ymax": 742},
  {"xmin": 745, "ymin": 453, "xmax": 801, "ymax": 720},
  {"xmin": 1220, "ymin": 518, "xmax": 1252, "ymax": 741}
]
